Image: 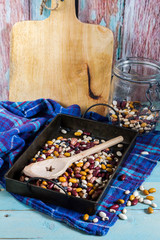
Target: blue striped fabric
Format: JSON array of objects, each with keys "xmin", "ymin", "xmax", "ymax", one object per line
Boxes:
[{"xmin": 0, "ymin": 99, "xmax": 160, "ymax": 236}]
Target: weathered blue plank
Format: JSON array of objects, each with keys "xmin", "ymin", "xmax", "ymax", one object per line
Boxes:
[
  {"xmin": 0, "ymin": 209, "xmax": 159, "ymax": 240},
  {"xmin": 30, "ymin": 0, "xmax": 51, "ymax": 20}
]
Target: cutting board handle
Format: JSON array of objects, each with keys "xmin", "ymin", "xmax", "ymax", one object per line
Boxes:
[{"xmin": 49, "ymin": 0, "xmax": 77, "ymax": 20}]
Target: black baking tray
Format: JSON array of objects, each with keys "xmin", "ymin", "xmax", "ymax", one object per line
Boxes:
[{"xmin": 5, "ymin": 114, "xmax": 138, "ymax": 215}]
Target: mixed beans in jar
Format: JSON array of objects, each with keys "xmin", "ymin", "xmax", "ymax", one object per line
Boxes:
[
  {"xmin": 20, "ymin": 128, "xmax": 125, "ymax": 201},
  {"xmin": 109, "ymin": 100, "xmax": 159, "ymax": 134}
]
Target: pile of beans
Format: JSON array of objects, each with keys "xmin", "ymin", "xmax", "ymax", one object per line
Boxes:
[
  {"xmin": 20, "ymin": 129, "xmax": 124, "ymax": 201},
  {"xmin": 109, "ymin": 100, "xmax": 159, "ymax": 133}
]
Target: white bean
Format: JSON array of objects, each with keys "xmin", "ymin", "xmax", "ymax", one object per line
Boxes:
[
  {"xmin": 151, "ymin": 203, "xmax": 157, "ymax": 208},
  {"xmin": 139, "ymin": 185, "xmax": 145, "ymax": 191},
  {"xmin": 143, "ymin": 199, "xmax": 152, "ymax": 205},
  {"xmin": 122, "ymin": 208, "xmax": 127, "ymax": 214},
  {"xmin": 116, "ymin": 151, "xmax": 122, "ymax": 157},
  {"xmin": 93, "ymin": 218, "xmax": 99, "ymax": 223},
  {"xmin": 118, "ymin": 213, "xmax": 127, "ymax": 220},
  {"xmin": 133, "ymin": 190, "xmax": 139, "ymax": 197},
  {"xmin": 125, "ymin": 190, "xmax": 130, "ymax": 195},
  {"xmin": 109, "ymin": 209, "xmax": 116, "ymax": 213},
  {"xmin": 141, "ymin": 151, "xmax": 149, "ymax": 155},
  {"xmin": 99, "ymin": 211, "xmax": 106, "ymax": 218},
  {"xmin": 61, "ymin": 129, "xmax": 67, "ymax": 134},
  {"xmin": 127, "ymin": 200, "xmax": 131, "ymax": 206},
  {"xmin": 139, "ymin": 197, "xmax": 144, "ymax": 203}
]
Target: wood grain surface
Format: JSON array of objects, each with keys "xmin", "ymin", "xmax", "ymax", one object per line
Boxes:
[
  {"xmin": 0, "ymin": 0, "xmax": 159, "ymax": 101},
  {"xmin": 121, "ymin": 0, "xmax": 160, "ymax": 61},
  {"xmin": 9, "ymin": 0, "xmax": 113, "ymax": 113}
]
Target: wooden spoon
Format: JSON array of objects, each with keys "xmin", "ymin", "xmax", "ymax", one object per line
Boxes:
[{"xmin": 23, "ymin": 136, "xmax": 124, "ymax": 179}]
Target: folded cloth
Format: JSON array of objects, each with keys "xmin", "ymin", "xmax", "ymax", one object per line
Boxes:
[{"xmin": 0, "ymin": 99, "xmax": 160, "ymax": 236}]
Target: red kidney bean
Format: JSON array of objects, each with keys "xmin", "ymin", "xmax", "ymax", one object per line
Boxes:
[
  {"xmin": 95, "ymin": 167, "xmax": 100, "ymax": 170},
  {"xmin": 131, "ymin": 199, "xmax": 139, "ymax": 206},
  {"xmin": 90, "ymin": 142, "xmax": 95, "ymax": 147},
  {"xmin": 97, "ymin": 173, "xmax": 102, "ymax": 177},
  {"xmin": 36, "ymin": 157, "xmax": 44, "ymax": 162},
  {"xmin": 101, "ymin": 173, "xmax": 105, "ymax": 178},
  {"xmin": 66, "ymin": 149, "xmax": 72, "ymax": 153},
  {"xmin": 48, "ymin": 183, "xmax": 54, "ymax": 189},
  {"xmin": 86, "ymin": 142, "xmax": 91, "ymax": 147},
  {"xmin": 67, "ymin": 175, "xmax": 71, "ymax": 180},
  {"xmin": 79, "ymin": 147, "xmax": 85, "ymax": 151},
  {"xmin": 119, "ymin": 174, "xmax": 126, "ymax": 181},
  {"xmin": 87, "ymin": 187, "xmax": 92, "ymax": 192},
  {"xmin": 110, "ymin": 204, "xmax": 119, "ymax": 210},
  {"xmin": 75, "ymin": 150, "xmax": 81, "ymax": 154},
  {"xmin": 93, "ymin": 169, "xmax": 100, "ymax": 177},
  {"xmin": 105, "ymin": 173, "xmax": 110, "ymax": 179},
  {"xmin": 75, "ymin": 142, "xmax": 80, "ymax": 147},
  {"xmin": 70, "ymin": 144, "xmax": 76, "ymax": 149},
  {"xmin": 89, "ymin": 164, "xmax": 95, "ymax": 169},
  {"xmin": 67, "ymin": 168, "xmax": 73, "ymax": 173},
  {"xmin": 54, "ymin": 147, "xmax": 59, "ymax": 152},
  {"xmin": 83, "ymin": 132, "xmax": 91, "ymax": 136},
  {"xmin": 72, "ymin": 189, "xmax": 78, "ymax": 196},
  {"xmin": 88, "ymin": 159, "xmax": 94, "ymax": 164},
  {"xmin": 67, "ymin": 187, "xmax": 72, "ymax": 192},
  {"xmin": 72, "ymin": 183, "xmax": 78, "ymax": 188},
  {"xmin": 75, "ymin": 174, "xmax": 82, "ymax": 178}
]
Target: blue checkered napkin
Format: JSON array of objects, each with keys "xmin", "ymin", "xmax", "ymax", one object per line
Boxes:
[{"xmin": 0, "ymin": 99, "xmax": 160, "ymax": 236}]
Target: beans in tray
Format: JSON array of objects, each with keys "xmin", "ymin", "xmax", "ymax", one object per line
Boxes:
[
  {"xmin": 109, "ymin": 100, "xmax": 159, "ymax": 133},
  {"xmin": 20, "ymin": 129, "xmax": 124, "ymax": 201}
]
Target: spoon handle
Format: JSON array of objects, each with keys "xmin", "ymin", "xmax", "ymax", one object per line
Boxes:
[{"xmin": 67, "ymin": 135, "xmax": 124, "ymax": 166}]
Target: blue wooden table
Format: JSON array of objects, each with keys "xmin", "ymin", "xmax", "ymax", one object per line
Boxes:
[{"xmin": 0, "ymin": 162, "xmax": 160, "ymax": 240}]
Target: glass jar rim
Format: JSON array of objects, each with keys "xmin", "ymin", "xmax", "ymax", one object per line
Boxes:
[{"xmin": 113, "ymin": 57, "xmax": 160, "ymax": 84}]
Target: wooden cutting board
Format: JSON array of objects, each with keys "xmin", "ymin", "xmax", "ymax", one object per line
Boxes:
[{"xmin": 9, "ymin": 0, "xmax": 113, "ymax": 113}]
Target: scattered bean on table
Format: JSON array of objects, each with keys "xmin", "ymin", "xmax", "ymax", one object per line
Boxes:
[
  {"xmin": 148, "ymin": 188, "xmax": 156, "ymax": 193},
  {"xmin": 148, "ymin": 207, "xmax": 154, "ymax": 214}
]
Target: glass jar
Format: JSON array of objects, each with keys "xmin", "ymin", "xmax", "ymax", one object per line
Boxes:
[{"xmin": 109, "ymin": 57, "xmax": 160, "ymax": 133}]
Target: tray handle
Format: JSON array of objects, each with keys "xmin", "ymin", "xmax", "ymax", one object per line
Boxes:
[
  {"xmin": 82, "ymin": 103, "xmax": 120, "ymax": 125},
  {"xmin": 26, "ymin": 177, "xmax": 68, "ymax": 196}
]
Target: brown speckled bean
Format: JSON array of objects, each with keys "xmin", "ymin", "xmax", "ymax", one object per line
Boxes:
[{"xmin": 83, "ymin": 162, "xmax": 90, "ymax": 170}]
